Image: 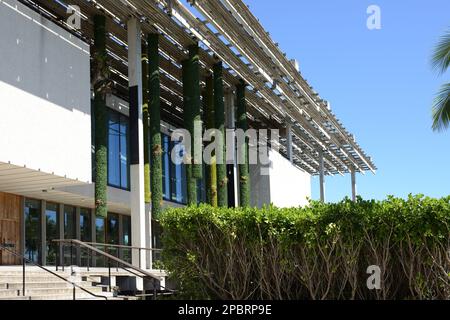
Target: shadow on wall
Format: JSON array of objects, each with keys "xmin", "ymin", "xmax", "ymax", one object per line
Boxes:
[{"xmin": 0, "ymin": 0, "xmax": 91, "ymax": 114}]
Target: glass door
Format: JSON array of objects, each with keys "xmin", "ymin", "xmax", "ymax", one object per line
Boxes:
[
  {"xmin": 107, "ymin": 213, "xmax": 119, "ymax": 258},
  {"xmin": 95, "ymin": 217, "xmax": 105, "ymax": 267},
  {"xmin": 79, "ymin": 208, "xmax": 91, "ymax": 267},
  {"xmin": 63, "ymin": 206, "xmax": 76, "ymax": 265},
  {"xmin": 45, "ymin": 203, "xmax": 59, "ymax": 266},
  {"xmin": 122, "ymin": 215, "xmax": 131, "ymax": 263},
  {"xmin": 24, "ymin": 199, "xmax": 41, "ymax": 264}
]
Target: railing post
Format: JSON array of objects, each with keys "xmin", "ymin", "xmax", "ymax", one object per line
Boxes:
[
  {"xmin": 22, "ymin": 257, "xmax": 26, "ymax": 296},
  {"xmin": 56, "ymin": 242, "xmax": 59, "ymax": 271},
  {"xmin": 153, "ymin": 278, "xmax": 157, "ymax": 300},
  {"xmin": 108, "ymin": 262, "xmax": 112, "ymax": 292},
  {"xmin": 139, "ymin": 249, "xmax": 141, "ymax": 269},
  {"xmin": 70, "ymin": 240, "xmax": 73, "ymax": 266},
  {"xmin": 62, "ymin": 243, "xmax": 65, "ymax": 272},
  {"xmin": 87, "ymin": 248, "xmax": 90, "ymax": 272},
  {"xmin": 73, "ymin": 285, "xmax": 76, "ymax": 300}
]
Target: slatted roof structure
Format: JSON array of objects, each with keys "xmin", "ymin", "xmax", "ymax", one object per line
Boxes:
[{"xmin": 20, "ymin": 0, "xmax": 376, "ymax": 176}]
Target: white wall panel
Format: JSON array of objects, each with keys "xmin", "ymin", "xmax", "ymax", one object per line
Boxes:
[
  {"xmin": 0, "ymin": 0, "xmax": 91, "ymax": 183},
  {"xmin": 268, "ymin": 150, "xmax": 311, "ymax": 207}
]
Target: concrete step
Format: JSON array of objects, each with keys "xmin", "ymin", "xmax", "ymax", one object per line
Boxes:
[
  {"xmin": 0, "ymin": 281, "xmax": 95, "ymax": 290},
  {"xmin": 0, "ymin": 292, "xmax": 115, "ymax": 301},
  {"xmin": 0, "ymin": 286, "xmax": 105, "ymax": 298},
  {"xmin": 0, "ymin": 276, "xmax": 74, "ymax": 283}
]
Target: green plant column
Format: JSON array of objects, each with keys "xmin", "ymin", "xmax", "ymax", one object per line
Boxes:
[
  {"xmin": 148, "ymin": 34, "xmax": 163, "ymax": 218},
  {"xmin": 142, "ymin": 44, "xmax": 151, "ymax": 204},
  {"xmin": 236, "ymin": 80, "xmax": 250, "ymax": 207},
  {"xmin": 182, "ymin": 60, "xmax": 197, "ymax": 205},
  {"xmin": 203, "ymin": 75, "xmax": 218, "ymax": 207},
  {"xmin": 93, "ymin": 15, "xmax": 108, "ymax": 218},
  {"xmin": 213, "ymin": 62, "xmax": 228, "ymax": 207},
  {"xmin": 188, "ymin": 44, "xmax": 203, "ymax": 180}
]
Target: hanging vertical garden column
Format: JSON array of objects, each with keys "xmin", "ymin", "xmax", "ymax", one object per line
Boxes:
[
  {"xmin": 93, "ymin": 15, "xmax": 108, "ymax": 218},
  {"xmin": 128, "ymin": 18, "xmax": 146, "ymax": 272},
  {"xmin": 142, "ymin": 44, "xmax": 151, "ymax": 205},
  {"xmin": 182, "ymin": 60, "xmax": 197, "ymax": 205},
  {"xmin": 236, "ymin": 80, "xmax": 250, "ymax": 207},
  {"xmin": 148, "ymin": 33, "xmax": 163, "ymax": 219},
  {"xmin": 189, "ymin": 44, "xmax": 203, "ymax": 182},
  {"xmin": 214, "ymin": 62, "xmax": 228, "ymax": 207},
  {"xmin": 204, "ymin": 74, "xmax": 217, "ymax": 206}
]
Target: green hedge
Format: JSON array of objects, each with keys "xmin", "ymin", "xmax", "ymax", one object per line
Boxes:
[{"xmin": 160, "ymin": 195, "xmax": 450, "ymax": 300}]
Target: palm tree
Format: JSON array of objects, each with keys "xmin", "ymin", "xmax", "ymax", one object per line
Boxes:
[{"xmin": 431, "ymin": 30, "xmax": 450, "ymax": 132}]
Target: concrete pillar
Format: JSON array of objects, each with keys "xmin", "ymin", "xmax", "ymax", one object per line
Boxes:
[
  {"xmin": 75, "ymin": 207, "xmax": 81, "ymax": 266},
  {"xmin": 286, "ymin": 123, "xmax": 293, "ymax": 163},
  {"xmin": 58, "ymin": 204, "xmax": 64, "ymax": 267},
  {"xmin": 225, "ymin": 90, "xmax": 238, "ymax": 207},
  {"xmin": 351, "ymin": 167, "xmax": 357, "ymax": 202},
  {"xmin": 128, "ymin": 18, "xmax": 146, "ymax": 277},
  {"xmin": 319, "ymin": 150, "xmax": 326, "ymax": 202},
  {"xmin": 40, "ymin": 200, "xmax": 47, "ymax": 266}
]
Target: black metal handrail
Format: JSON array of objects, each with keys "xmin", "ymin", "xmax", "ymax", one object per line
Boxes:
[
  {"xmin": 73, "ymin": 241, "xmax": 163, "ymax": 270},
  {"xmin": 0, "ymin": 244, "xmax": 108, "ymax": 300},
  {"xmin": 53, "ymin": 239, "xmax": 175, "ymax": 299}
]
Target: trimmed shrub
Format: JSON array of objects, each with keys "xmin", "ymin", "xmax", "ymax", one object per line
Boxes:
[{"xmin": 160, "ymin": 195, "xmax": 450, "ymax": 300}]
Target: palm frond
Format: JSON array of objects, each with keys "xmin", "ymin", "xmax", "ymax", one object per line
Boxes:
[
  {"xmin": 431, "ymin": 30, "xmax": 450, "ymax": 75},
  {"xmin": 432, "ymin": 83, "xmax": 450, "ymax": 132}
]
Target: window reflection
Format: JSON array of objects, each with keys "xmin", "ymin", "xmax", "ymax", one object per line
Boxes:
[
  {"xmin": 45, "ymin": 203, "xmax": 59, "ymax": 266},
  {"xmin": 162, "ymin": 133, "xmax": 188, "ymax": 204},
  {"xmin": 24, "ymin": 199, "xmax": 41, "ymax": 263},
  {"xmin": 108, "ymin": 110, "xmax": 130, "ymax": 190}
]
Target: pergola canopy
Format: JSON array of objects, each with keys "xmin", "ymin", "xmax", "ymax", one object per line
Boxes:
[{"xmin": 21, "ymin": 0, "xmax": 376, "ymax": 176}]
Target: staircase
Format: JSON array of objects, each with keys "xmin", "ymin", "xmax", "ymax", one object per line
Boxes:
[
  {"xmin": 0, "ymin": 241, "xmax": 174, "ymax": 301},
  {"xmin": 0, "ymin": 269, "xmax": 114, "ymax": 300}
]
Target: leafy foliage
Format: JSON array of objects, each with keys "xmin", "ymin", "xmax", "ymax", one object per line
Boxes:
[
  {"xmin": 160, "ymin": 196, "xmax": 450, "ymax": 300},
  {"xmin": 431, "ymin": 29, "xmax": 450, "ymax": 132}
]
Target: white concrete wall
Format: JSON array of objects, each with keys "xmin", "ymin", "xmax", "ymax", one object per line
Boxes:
[
  {"xmin": 268, "ymin": 150, "xmax": 311, "ymax": 207},
  {"xmin": 0, "ymin": 0, "xmax": 91, "ymax": 183},
  {"xmin": 250, "ymin": 149, "xmax": 311, "ymax": 208}
]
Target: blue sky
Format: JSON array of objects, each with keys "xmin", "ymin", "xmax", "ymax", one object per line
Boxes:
[{"xmin": 242, "ymin": 0, "xmax": 450, "ymax": 202}]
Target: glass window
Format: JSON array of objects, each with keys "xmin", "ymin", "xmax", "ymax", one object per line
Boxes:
[
  {"xmin": 171, "ymin": 141, "xmax": 187, "ymax": 204},
  {"xmin": 106, "ymin": 214, "xmax": 120, "ymax": 258},
  {"xmin": 64, "ymin": 206, "xmax": 76, "ymax": 240},
  {"xmin": 24, "ymin": 199, "xmax": 41, "ymax": 264},
  {"xmin": 80, "ymin": 208, "xmax": 91, "ymax": 267},
  {"xmin": 161, "ymin": 133, "xmax": 188, "ymax": 204},
  {"xmin": 95, "ymin": 217, "xmax": 105, "ymax": 244},
  {"xmin": 63, "ymin": 206, "xmax": 76, "ymax": 265},
  {"xmin": 196, "ymin": 164, "xmax": 206, "ymax": 204},
  {"xmin": 79, "ymin": 208, "xmax": 91, "ymax": 242},
  {"xmin": 107, "ymin": 109, "xmax": 130, "ymax": 190},
  {"xmin": 108, "ymin": 112, "xmax": 121, "ymax": 188},
  {"xmin": 122, "ymin": 215, "xmax": 131, "ymax": 263},
  {"xmin": 95, "ymin": 217, "xmax": 105, "ymax": 267},
  {"xmin": 45, "ymin": 203, "xmax": 59, "ymax": 266}
]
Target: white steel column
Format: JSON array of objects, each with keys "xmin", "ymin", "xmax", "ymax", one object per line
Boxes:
[
  {"xmin": 351, "ymin": 167, "xmax": 357, "ymax": 202},
  {"xmin": 225, "ymin": 90, "xmax": 239, "ymax": 206},
  {"xmin": 319, "ymin": 150, "xmax": 326, "ymax": 202},
  {"xmin": 286, "ymin": 123, "xmax": 293, "ymax": 163},
  {"xmin": 128, "ymin": 18, "xmax": 146, "ymax": 276}
]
